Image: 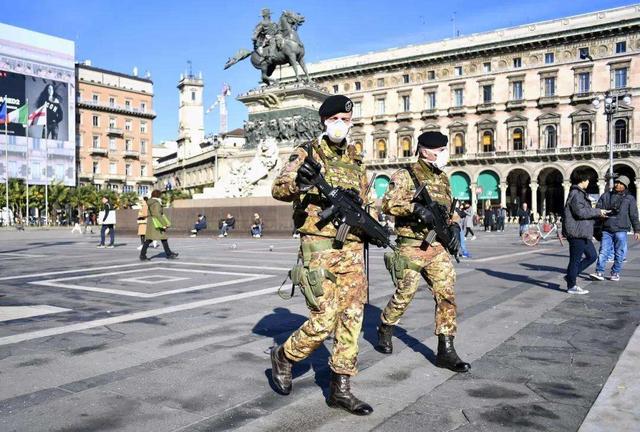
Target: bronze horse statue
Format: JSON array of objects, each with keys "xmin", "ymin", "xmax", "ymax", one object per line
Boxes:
[{"xmin": 224, "ymin": 10, "xmax": 311, "ymax": 85}]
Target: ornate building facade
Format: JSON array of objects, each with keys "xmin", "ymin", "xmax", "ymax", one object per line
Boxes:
[
  {"xmin": 284, "ymin": 5, "xmax": 640, "ymax": 216},
  {"xmin": 76, "ymin": 62, "xmax": 156, "ymax": 195}
]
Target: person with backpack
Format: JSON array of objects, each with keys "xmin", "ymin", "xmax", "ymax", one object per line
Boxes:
[{"xmin": 562, "ymin": 170, "xmax": 609, "ymax": 295}]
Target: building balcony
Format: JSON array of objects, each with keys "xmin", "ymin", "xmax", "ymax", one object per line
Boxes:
[
  {"xmin": 76, "ymin": 99, "xmax": 156, "ymax": 119},
  {"xmin": 371, "ymin": 115, "xmax": 388, "ymax": 125},
  {"xmin": 395, "ymin": 112, "xmax": 413, "ymax": 122},
  {"xmin": 537, "ymin": 96, "xmax": 559, "ymax": 107},
  {"xmin": 365, "ymin": 156, "xmax": 417, "ymax": 168},
  {"xmin": 89, "ymin": 147, "xmax": 108, "ymax": 156},
  {"xmin": 476, "ymin": 103, "xmax": 496, "ymax": 114},
  {"xmin": 506, "ymin": 99, "xmax": 525, "ymax": 110},
  {"xmin": 447, "ymin": 106, "xmax": 466, "ymax": 117},
  {"xmin": 106, "ymin": 127, "xmax": 124, "ymax": 136},
  {"xmin": 421, "ymin": 109, "xmax": 438, "ymax": 119},
  {"xmin": 570, "ymin": 92, "xmax": 594, "ymax": 105},
  {"xmin": 123, "ymin": 150, "xmax": 140, "ymax": 159},
  {"xmin": 352, "ymin": 117, "xmax": 365, "ymax": 126}
]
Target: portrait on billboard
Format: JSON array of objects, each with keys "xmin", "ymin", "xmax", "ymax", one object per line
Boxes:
[{"xmin": 27, "ymin": 77, "xmax": 69, "ymax": 141}]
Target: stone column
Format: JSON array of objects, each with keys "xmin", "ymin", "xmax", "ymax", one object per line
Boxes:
[
  {"xmin": 500, "ymin": 182, "xmax": 507, "ymax": 209},
  {"xmin": 597, "ymin": 180, "xmax": 606, "ymax": 195},
  {"xmin": 539, "ymin": 186, "xmax": 547, "ymax": 217},
  {"xmin": 563, "ymin": 180, "xmax": 571, "ymax": 203},
  {"xmin": 470, "ymin": 182, "xmax": 478, "ymax": 213},
  {"xmin": 530, "ymin": 181, "xmax": 539, "ymax": 219}
]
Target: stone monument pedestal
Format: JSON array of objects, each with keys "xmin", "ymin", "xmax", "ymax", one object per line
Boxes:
[{"xmin": 192, "ymin": 82, "xmax": 330, "ymax": 199}]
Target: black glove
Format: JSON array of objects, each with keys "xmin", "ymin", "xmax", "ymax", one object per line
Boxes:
[
  {"xmin": 295, "ymin": 157, "xmax": 321, "ymax": 191},
  {"xmin": 447, "ymin": 223, "xmax": 461, "ymax": 255},
  {"xmin": 413, "ymin": 203, "xmax": 434, "ymax": 225},
  {"xmin": 344, "ymin": 188, "xmax": 363, "ymax": 206}
]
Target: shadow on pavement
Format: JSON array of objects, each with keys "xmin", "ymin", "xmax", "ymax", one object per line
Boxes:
[
  {"xmin": 476, "ymin": 268, "xmax": 565, "ymax": 292},
  {"xmin": 362, "ymin": 303, "xmax": 437, "ymax": 366}
]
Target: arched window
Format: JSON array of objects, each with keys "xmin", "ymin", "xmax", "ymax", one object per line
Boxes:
[
  {"xmin": 453, "ymin": 133, "xmax": 465, "ymax": 155},
  {"xmin": 579, "ymin": 122, "xmax": 591, "ymax": 147},
  {"xmin": 400, "ymin": 137, "xmax": 412, "ymax": 157},
  {"xmin": 615, "ymin": 119, "xmax": 628, "ymax": 144},
  {"xmin": 545, "ymin": 125, "xmax": 557, "ymax": 149},
  {"xmin": 513, "ymin": 128, "xmax": 524, "ymax": 150},
  {"xmin": 376, "ymin": 139, "xmax": 387, "ymax": 159},
  {"xmin": 482, "ymin": 130, "xmax": 494, "ymax": 152},
  {"xmin": 353, "ymin": 140, "xmax": 364, "ymax": 157}
]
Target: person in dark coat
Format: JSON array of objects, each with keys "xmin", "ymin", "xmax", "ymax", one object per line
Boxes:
[
  {"xmin": 590, "ymin": 175, "xmax": 640, "ymax": 281},
  {"xmin": 562, "ymin": 169, "xmax": 609, "ymax": 294},
  {"xmin": 517, "ymin": 203, "xmax": 532, "ymax": 237},
  {"xmin": 190, "ymin": 214, "xmax": 207, "ymax": 237},
  {"xmin": 140, "ymin": 190, "xmax": 179, "ymax": 260}
]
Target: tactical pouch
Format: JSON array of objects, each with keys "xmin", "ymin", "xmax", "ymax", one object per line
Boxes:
[
  {"xmin": 384, "ymin": 251, "xmax": 421, "ymax": 286},
  {"xmin": 289, "ymin": 265, "xmax": 336, "ymax": 311}
]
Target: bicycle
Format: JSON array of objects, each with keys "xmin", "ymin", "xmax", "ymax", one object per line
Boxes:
[{"xmin": 521, "ymin": 221, "xmax": 564, "ymax": 247}]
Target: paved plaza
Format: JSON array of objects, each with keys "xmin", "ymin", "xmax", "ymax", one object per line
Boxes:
[{"xmin": 0, "ymin": 227, "xmax": 638, "ymax": 431}]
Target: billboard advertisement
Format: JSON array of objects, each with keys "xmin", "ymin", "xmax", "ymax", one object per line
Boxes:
[{"xmin": 0, "ymin": 24, "xmax": 75, "ymax": 186}]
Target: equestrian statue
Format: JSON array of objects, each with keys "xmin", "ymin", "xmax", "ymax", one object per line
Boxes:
[{"xmin": 224, "ymin": 8, "xmax": 311, "ymax": 86}]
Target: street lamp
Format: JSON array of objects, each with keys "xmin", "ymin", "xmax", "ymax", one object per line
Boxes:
[{"xmin": 592, "ymin": 92, "xmax": 632, "ymax": 189}]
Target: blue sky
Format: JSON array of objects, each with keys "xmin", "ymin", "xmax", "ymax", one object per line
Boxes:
[{"xmin": 1, "ymin": 0, "xmax": 634, "ymax": 144}]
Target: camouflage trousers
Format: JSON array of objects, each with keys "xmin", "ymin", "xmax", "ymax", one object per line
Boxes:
[
  {"xmin": 381, "ymin": 242, "xmax": 457, "ymax": 335},
  {"xmin": 283, "ymin": 238, "xmax": 366, "ymax": 376}
]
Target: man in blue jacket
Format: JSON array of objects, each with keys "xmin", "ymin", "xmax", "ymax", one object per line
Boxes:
[{"xmin": 590, "ymin": 175, "xmax": 640, "ymax": 282}]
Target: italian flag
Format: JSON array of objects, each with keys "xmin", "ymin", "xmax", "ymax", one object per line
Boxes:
[
  {"xmin": 29, "ymin": 104, "xmax": 47, "ymax": 126},
  {"xmin": 8, "ymin": 104, "xmax": 28, "ymax": 125}
]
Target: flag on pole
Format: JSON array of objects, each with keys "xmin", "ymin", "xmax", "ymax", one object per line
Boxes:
[
  {"xmin": 8, "ymin": 104, "xmax": 29, "ymax": 125},
  {"xmin": 28, "ymin": 104, "xmax": 46, "ymax": 126}
]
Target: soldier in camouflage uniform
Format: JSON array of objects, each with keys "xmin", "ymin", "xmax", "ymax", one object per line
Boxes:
[
  {"xmin": 376, "ymin": 131, "xmax": 471, "ymax": 373},
  {"xmin": 270, "ymin": 95, "xmax": 373, "ymax": 416}
]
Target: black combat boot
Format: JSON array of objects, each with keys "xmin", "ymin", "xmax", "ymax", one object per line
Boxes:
[
  {"xmin": 376, "ymin": 323, "xmax": 394, "ymax": 354},
  {"xmin": 435, "ymin": 334, "xmax": 471, "ymax": 373},
  {"xmin": 270, "ymin": 344, "xmax": 293, "ymax": 395},
  {"xmin": 326, "ymin": 372, "xmax": 373, "ymax": 416}
]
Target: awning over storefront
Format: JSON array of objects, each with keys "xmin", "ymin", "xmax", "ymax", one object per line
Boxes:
[
  {"xmin": 477, "ymin": 171, "xmax": 499, "ymax": 200},
  {"xmin": 450, "ymin": 172, "xmax": 471, "ymax": 200},
  {"xmin": 374, "ymin": 175, "xmax": 390, "ymax": 199}
]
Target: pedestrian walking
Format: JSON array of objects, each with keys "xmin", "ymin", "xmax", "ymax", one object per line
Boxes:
[
  {"xmin": 454, "ymin": 203, "xmax": 471, "ymax": 258},
  {"xmin": 376, "ymin": 131, "xmax": 470, "ymax": 374},
  {"xmin": 97, "ymin": 196, "xmax": 115, "ymax": 248},
  {"xmin": 562, "ymin": 170, "xmax": 609, "ymax": 295},
  {"xmin": 463, "ymin": 204, "xmax": 476, "ymax": 239},
  {"xmin": 136, "ymin": 197, "xmax": 158, "ymax": 250},
  {"xmin": 517, "ymin": 203, "xmax": 532, "ymax": 237},
  {"xmin": 590, "ymin": 175, "xmax": 640, "ymax": 282},
  {"xmin": 139, "ymin": 190, "xmax": 179, "ymax": 261},
  {"xmin": 269, "ymin": 95, "xmax": 373, "ymax": 415}
]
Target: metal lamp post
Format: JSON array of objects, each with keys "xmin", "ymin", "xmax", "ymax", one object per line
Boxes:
[{"xmin": 592, "ymin": 92, "xmax": 632, "ymax": 189}]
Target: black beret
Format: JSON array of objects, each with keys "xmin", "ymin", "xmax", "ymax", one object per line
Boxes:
[
  {"xmin": 417, "ymin": 131, "xmax": 448, "ymax": 149},
  {"xmin": 319, "ymin": 95, "xmax": 353, "ymax": 118}
]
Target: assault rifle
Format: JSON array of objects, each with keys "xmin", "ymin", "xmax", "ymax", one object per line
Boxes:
[
  {"xmin": 302, "ymin": 155, "xmax": 394, "ymax": 250},
  {"xmin": 412, "ymin": 181, "xmax": 460, "ymax": 262}
]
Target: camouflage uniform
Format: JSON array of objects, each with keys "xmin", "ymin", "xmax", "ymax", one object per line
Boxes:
[
  {"xmin": 272, "ymin": 136, "xmax": 368, "ymax": 376},
  {"xmin": 381, "ymin": 159, "xmax": 458, "ymax": 336}
]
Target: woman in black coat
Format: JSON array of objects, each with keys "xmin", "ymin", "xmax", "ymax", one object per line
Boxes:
[{"xmin": 562, "ymin": 170, "xmax": 608, "ymax": 295}]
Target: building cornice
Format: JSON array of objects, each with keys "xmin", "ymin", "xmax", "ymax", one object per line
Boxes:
[{"xmin": 281, "ymin": 5, "xmax": 640, "ymax": 81}]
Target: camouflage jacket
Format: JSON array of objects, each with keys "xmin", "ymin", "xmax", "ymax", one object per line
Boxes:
[
  {"xmin": 382, "ymin": 159, "xmax": 452, "ymax": 240},
  {"xmin": 272, "ymin": 136, "xmax": 367, "ymax": 242}
]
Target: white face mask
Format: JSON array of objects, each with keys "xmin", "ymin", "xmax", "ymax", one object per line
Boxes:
[
  {"xmin": 433, "ymin": 149, "xmax": 449, "ymax": 169},
  {"xmin": 324, "ymin": 119, "xmax": 351, "ymax": 143}
]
